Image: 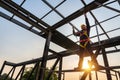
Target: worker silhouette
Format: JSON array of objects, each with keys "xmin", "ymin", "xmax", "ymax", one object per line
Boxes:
[{"xmin": 73, "ymin": 13, "xmax": 97, "ymax": 70}]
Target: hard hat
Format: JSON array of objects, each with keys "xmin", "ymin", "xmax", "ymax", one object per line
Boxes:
[{"xmin": 80, "ymin": 24, "xmax": 87, "ymax": 29}]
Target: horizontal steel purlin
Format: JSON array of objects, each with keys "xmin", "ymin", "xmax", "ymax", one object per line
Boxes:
[
  {"xmin": 50, "ymin": 0, "xmax": 108, "ymax": 30},
  {"xmin": 0, "ymin": 0, "xmax": 48, "ymax": 33}
]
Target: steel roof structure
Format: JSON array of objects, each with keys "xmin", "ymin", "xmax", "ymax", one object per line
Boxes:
[{"xmin": 0, "ymin": 0, "xmax": 120, "ymax": 80}]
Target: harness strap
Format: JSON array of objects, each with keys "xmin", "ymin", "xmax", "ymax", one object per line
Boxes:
[
  {"xmin": 80, "ymin": 40, "xmax": 89, "ymax": 48},
  {"xmin": 80, "ymin": 30, "xmax": 90, "ymax": 48},
  {"xmin": 80, "ymin": 38, "xmax": 90, "ymax": 42}
]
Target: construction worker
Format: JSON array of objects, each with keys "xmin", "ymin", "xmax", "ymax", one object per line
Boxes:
[{"xmin": 73, "ymin": 13, "xmax": 95, "ymax": 69}]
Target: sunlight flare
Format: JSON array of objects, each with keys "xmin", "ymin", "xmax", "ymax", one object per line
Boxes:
[{"xmin": 82, "ymin": 57, "xmax": 92, "ymax": 70}]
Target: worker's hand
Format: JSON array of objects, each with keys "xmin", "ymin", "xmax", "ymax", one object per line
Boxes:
[{"xmin": 84, "ymin": 13, "xmax": 86, "ymax": 17}]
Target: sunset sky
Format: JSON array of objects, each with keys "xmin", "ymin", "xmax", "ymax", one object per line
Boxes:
[{"xmin": 0, "ymin": 0, "xmax": 120, "ymax": 80}]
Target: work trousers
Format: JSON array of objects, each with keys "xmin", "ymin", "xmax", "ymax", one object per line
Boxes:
[{"xmin": 78, "ymin": 43, "xmax": 98, "ymax": 68}]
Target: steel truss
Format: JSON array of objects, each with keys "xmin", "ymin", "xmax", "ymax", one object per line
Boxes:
[{"xmin": 0, "ymin": 0, "xmax": 120, "ymax": 80}]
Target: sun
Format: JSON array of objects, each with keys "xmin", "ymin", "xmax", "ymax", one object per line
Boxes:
[
  {"xmin": 82, "ymin": 60, "xmax": 89, "ymax": 69},
  {"xmin": 82, "ymin": 57, "xmax": 92, "ymax": 70}
]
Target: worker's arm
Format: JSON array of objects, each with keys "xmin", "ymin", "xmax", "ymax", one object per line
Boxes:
[
  {"xmin": 73, "ymin": 28, "xmax": 80, "ymax": 36},
  {"xmin": 84, "ymin": 14, "xmax": 90, "ymax": 36}
]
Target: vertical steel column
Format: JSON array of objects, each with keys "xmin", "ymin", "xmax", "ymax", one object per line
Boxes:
[
  {"xmin": 26, "ymin": 62, "xmax": 39, "ymax": 80},
  {"xmin": 46, "ymin": 57, "xmax": 60, "ymax": 80},
  {"xmin": 89, "ymin": 72, "xmax": 92, "ymax": 80},
  {"xmin": 95, "ymin": 71, "xmax": 98, "ymax": 80},
  {"xmin": 63, "ymin": 72, "xmax": 65, "ymax": 80},
  {"xmin": 118, "ymin": 0, "xmax": 120, "ymax": 5},
  {"xmin": 38, "ymin": 31, "xmax": 52, "ymax": 80},
  {"xmin": 95, "ymin": 21, "xmax": 101, "ymax": 45},
  {"xmin": 0, "ymin": 61, "xmax": 6, "ymax": 75},
  {"xmin": 58, "ymin": 57, "xmax": 63, "ymax": 80},
  {"xmin": 15, "ymin": 65, "xmax": 25, "ymax": 80},
  {"xmin": 115, "ymin": 72, "xmax": 118, "ymax": 80},
  {"xmin": 35, "ymin": 63, "xmax": 40, "ymax": 80},
  {"xmin": 118, "ymin": 71, "xmax": 120, "ymax": 79},
  {"xmin": 19, "ymin": 65, "xmax": 25, "ymax": 80},
  {"xmin": 102, "ymin": 48, "xmax": 112, "ymax": 80},
  {"xmin": 4, "ymin": 67, "xmax": 14, "ymax": 80},
  {"xmin": 10, "ymin": 67, "xmax": 16, "ymax": 80}
]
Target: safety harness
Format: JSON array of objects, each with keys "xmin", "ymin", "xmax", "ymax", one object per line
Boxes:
[{"xmin": 79, "ymin": 30, "xmax": 90, "ymax": 48}]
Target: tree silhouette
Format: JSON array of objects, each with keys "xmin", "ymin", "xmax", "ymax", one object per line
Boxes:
[
  {"xmin": 0, "ymin": 73, "xmax": 14, "ymax": 80},
  {"xmin": 21, "ymin": 67, "xmax": 58, "ymax": 80}
]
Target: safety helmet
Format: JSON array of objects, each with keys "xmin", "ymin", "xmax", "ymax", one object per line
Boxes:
[{"xmin": 80, "ymin": 24, "xmax": 87, "ymax": 30}]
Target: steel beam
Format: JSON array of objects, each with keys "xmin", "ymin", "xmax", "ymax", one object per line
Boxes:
[
  {"xmin": 46, "ymin": 57, "xmax": 60, "ymax": 80},
  {"xmin": 4, "ymin": 61, "xmax": 16, "ymax": 66},
  {"xmin": 91, "ymin": 26, "xmax": 120, "ymax": 39},
  {"xmin": 104, "ymin": 0, "xmax": 117, "ymax": 5},
  {"xmin": 2, "ymin": 45, "xmax": 120, "ymax": 68},
  {"xmin": 62, "ymin": 72, "xmax": 65, "ymax": 80},
  {"xmin": 102, "ymin": 48, "xmax": 112, "ymax": 80},
  {"xmin": 38, "ymin": 31, "xmax": 52, "ymax": 80},
  {"xmin": 50, "ymin": 0, "xmax": 108, "ymax": 30},
  {"xmin": 95, "ymin": 21, "xmax": 101, "ymax": 45},
  {"xmin": 10, "ymin": 0, "xmax": 26, "ymax": 19},
  {"xmin": 0, "ymin": 61, "xmax": 6, "ymax": 75},
  {"xmin": 35, "ymin": 63, "xmax": 40, "ymax": 80},
  {"xmin": 4, "ymin": 0, "xmax": 50, "ymax": 28},
  {"xmin": 118, "ymin": 71, "xmax": 120, "ymax": 79},
  {"xmin": 3, "ymin": 36, "xmax": 120, "ymax": 67},
  {"xmin": 4, "ymin": 67, "xmax": 14, "ymax": 80},
  {"xmin": 0, "ymin": 12, "xmax": 44, "ymax": 37},
  {"xmin": 0, "ymin": 11, "xmax": 79, "ymax": 51},
  {"xmin": 99, "ymin": 70, "xmax": 116, "ymax": 76},
  {"xmin": 41, "ymin": 0, "xmax": 66, "ymax": 19},
  {"xmin": 91, "ymin": 36, "xmax": 120, "ymax": 50},
  {"xmin": 95, "ymin": 71, "xmax": 98, "ymax": 80},
  {"xmin": 0, "ymin": 0, "xmax": 47, "ymax": 33},
  {"xmin": 26, "ymin": 62, "xmax": 39, "ymax": 80},
  {"xmin": 58, "ymin": 57, "xmax": 63, "ymax": 80},
  {"xmin": 118, "ymin": 0, "xmax": 120, "ymax": 5},
  {"xmin": 42, "ymin": 0, "xmax": 79, "ymax": 32},
  {"xmin": 0, "ymin": 4, "xmax": 120, "ymax": 79},
  {"xmin": 67, "ymin": 14, "xmax": 120, "ymax": 38},
  {"xmin": 19, "ymin": 65, "xmax": 25, "ymax": 80},
  {"xmin": 49, "ymin": 49, "xmax": 61, "ymax": 56},
  {"xmin": 56, "ymin": 65, "xmax": 120, "ymax": 73},
  {"xmin": 14, "ymin": 65, "xmax": 25, "ymax": 80},
  {"xmin": 1, "ymin": 12, "xmax": 120, "ymax": 57},
  {"xmin": 91, "ymin": 14, "xmax": 120, "ymax": 28},
  {"xmin": 10, "ymin": 67, "xmax": 16, "ymax": 80},
  {"xmin": 89, "ymin": 72, "xmax": 92, "ymax": 80},
  {"xmin": 95, "ymin": 2, "xmax": 120, "ymax": 13},
  {"xmin": 115, "ymin": 72, "xmax": 119, "ymax": 80}
]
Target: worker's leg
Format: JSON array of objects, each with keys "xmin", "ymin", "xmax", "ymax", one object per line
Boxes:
[
  {"xmin": 76, "ymin": 47, "xmax": 84, "ymax": 69},
  {"xmin": 86, "ymin": 43, "xmax": 99, "ymax": 66},
  {"xmin": 78, "ymin": 55, "xmax": 83, "ymax": 69}
]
